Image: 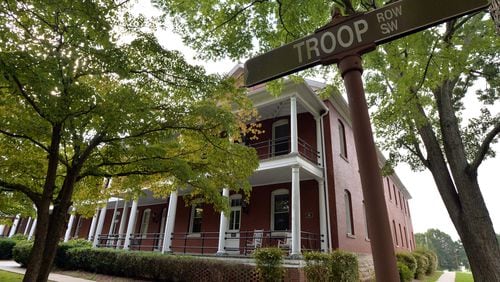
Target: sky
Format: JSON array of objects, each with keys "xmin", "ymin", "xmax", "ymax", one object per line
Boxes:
[{"xmin": 135, "ymin": 1, "xmax": 499, "ymax": 241}]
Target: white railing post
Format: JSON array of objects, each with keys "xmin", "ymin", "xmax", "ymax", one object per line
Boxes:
[{"xmin": 291, "ymin": 166, "xmax": 301, "ymax": 256}]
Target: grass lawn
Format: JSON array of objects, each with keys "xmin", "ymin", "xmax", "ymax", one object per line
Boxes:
[
  {"xmin": 455, "ymin": 272, "xmax": 474, "ymax": 282},
  {"xmin": 421, "ymin": 271, "xmax": 444, "ymax": 282},
  {"xmin": 0, "ymin": 270, "xmax": 23, "ymax": 282}
]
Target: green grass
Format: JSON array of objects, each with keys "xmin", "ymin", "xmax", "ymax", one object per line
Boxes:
[
  {"xmin": 455, "ymin": 272, "xmax": 474, "ymax": 282},
  {"xmin": 0, "ymin": 270, "xmax": 23, "ymax": 282},
  {"xmin": 421, "ymin": 271, "xmax": 444, "ymax": 282}
]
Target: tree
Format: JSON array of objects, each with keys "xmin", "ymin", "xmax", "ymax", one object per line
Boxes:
[
  {"xmin": 415, "ymin": 229, "xmax": 467, "ymax": 271},
  {"xmin": 156, "ymin": 0, "xmax": 500, "ymax": 280},
  {"xmin": 0, "ymin": 1, "xmax": 259, "ymax": 281}
]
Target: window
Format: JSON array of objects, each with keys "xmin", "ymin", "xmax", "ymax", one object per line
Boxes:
[
  {"xmin": 190, "ymin": 206, "xmax": 203, "ymax": 233},
  {"xmin": 393, "ymin": 185, "xmax": 398, "ymax": 206},
  {"xmin": 228, "ymin": 194, "xmax": 242, "ymax": 231},
  {"xmin": 139, "ymin": 209, "xmax": 150, "ymax": 238},
  {"xmin": 392, "ymin": 220, "xmax": 398, "ymax": 246},
  {"xmin": 363, "ymin": 201, "xmax": 369, "ymax": 239},
  {"xmin": 399, "ymin": 223, "xmax": 404, "ymax": 247},
  {"xmin": 399, "ymin": 191, "xmax": 403, "ymax": 210},
  {"xmin": 111, "ymin": 211, "xmax": 121, "ymax": 234},
  {"xmin": 338, "ymin": 120, "xmax": 348, "ymax": 158},
  {"xmin": 344, "ymin": 190, "xmax": 354, "ymax": 235},
  {"xmin": 386, "ymin": 178, "xmax": 392, "ymax": 200},
  {"xmin": 271, "ymin": 189, "xmax": 289, "ymax": 231},
  {"xmin": 272, "ymin": 119, "xmax": 289, "ymax": 156},
  {"xmin": 404, "ymin": 226, "xmax": 409, "ymax": 249}
]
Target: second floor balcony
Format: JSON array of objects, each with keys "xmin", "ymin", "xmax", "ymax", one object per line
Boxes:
[{"xmin": 247, "ymin": 136, "xmax": 320, "ymax": 165}]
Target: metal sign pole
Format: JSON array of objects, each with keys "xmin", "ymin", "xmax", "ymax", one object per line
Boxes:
[{"xmin": 337, "ymin": 54, "xmax": 399, "ymax": 281}]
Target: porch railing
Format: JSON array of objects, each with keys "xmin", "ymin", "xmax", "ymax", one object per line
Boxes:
[
  {"xmin": 95, "ymin": 231, "xmax": 323, "ymax": 255},
  {"xmin": 247, "ymin": 137, "xmax": 320, "ymax": 165}
]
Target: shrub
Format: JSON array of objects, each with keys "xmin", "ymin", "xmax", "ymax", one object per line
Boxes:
[
  {"xmin": 64, "ymin": 248, "xmax": 256, "ymax": 281},
  {"xmin": 12, "ymin": 241, "xmax": 33, "ymax": 267},
  {"xmin": 329, "ymin": 250, "xmax": 359, "ymax": 282},
  {"xmin": 414, "ymin": 249, "xmax": 437, "ymax": 275},
  {"xmin": 396, "ymin": 252, "xmax": 417, "ymax": 277},
  {"xmin": 412, "ymin": 252, "xmax": 429, "ymax": 279},
  {"xmin": 304, "ymin": 252, "xmax": 330, "ymax": 282},
  {"xmin": 10, "ymin": 234, "xmax": 28, "ymax": 241},
  {"xmin": 253, "ymin": 247, "xmax": 284, "ymax": 282},
  {"xmin": 55, "ymin": 239, "xmax": 92, "ymax": 269},
  {"xmin": 0, "ymin": 238, "xmax": 16, "ymax": 259},
  {"xmin": 397, "ymin": 262, "xmax": 413, "ymax": 282}
]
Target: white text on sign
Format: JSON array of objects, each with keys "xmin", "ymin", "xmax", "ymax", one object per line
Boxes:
[
  {"xmin": 293, "ymin": 19, "xmax": 369, "ymax": 64},
  {"xmin": 376, "ymin": 5, "xmax": 402, "ymax": 34}
]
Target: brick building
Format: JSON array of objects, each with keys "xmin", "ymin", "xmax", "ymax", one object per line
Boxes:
[{"xmin": 1, "ymin": 65, "xmax": 414, "ymax": 258}]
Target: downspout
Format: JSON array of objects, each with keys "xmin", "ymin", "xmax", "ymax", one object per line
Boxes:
[{"xmin": 319, "ymin": 109, "xmax": 333, "ymax": 251}]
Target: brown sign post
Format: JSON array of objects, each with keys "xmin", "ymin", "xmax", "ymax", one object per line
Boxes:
[{"xmin": 244, "ymin": 0, "xmax": 490, "ymax": 281}]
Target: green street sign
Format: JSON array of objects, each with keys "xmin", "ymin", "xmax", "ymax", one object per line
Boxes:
[{"xmin": 244, "ymin": 0, "xmax": 491, "ymax": 87}]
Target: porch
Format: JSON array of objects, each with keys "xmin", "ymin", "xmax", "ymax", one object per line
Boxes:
[{"xmin": 95, "ymin": 230, "xmax": 323, "ymax": 256}]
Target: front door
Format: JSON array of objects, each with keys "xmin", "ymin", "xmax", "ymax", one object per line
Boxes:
[{"xmin": 226, "ymin": 195, "xmax": 242, "ymax": 253}]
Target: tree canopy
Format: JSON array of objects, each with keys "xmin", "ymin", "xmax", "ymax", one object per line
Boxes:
[{"xmin": 156, "ymin": 0, "xmax": 499, "ymax": 279}]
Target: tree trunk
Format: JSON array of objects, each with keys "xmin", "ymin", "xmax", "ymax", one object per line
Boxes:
[{"xmin": 22, "ymin": 203, "xmax": 51, "ymax": 282}]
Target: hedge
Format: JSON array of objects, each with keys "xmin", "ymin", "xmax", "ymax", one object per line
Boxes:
[
  {"xmin": 414, "ymin": 249, "xmax": 437, "ymax": 275},
  {"xmin": 0, "ymin": 238, "xmax": 16, "ymax": 259},
  {"xmin": 412, "ymin": 252, "xmax": 429, "ymax": 279},
  {"xmin": 55, "ymin": 239, "xmax": 92, "ymax": 269},
  {"xmin": 304, "ymin": 250, "xmax": 359, "ymax": 282},
  {"xmin": 64, "ymin": 248, "xmax": 256, "ymax": 281},
  {"xmin": 397, "ymin": 262, "xmax": 413, "ymax": 282},
  {"xmin": 12, "ymin": 241, "xmax": 33, "ymax": 267},
  {"xmin": 253, "ymin": 247, "xmax": 284, "ymax": 282},
  {"xmin": 396, "ymin": 252, "xmax": 417, "ymax": 278}
]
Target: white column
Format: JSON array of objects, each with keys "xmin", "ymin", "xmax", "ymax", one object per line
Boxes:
[
  {"xmin": 8, "ymin": 215, "xmax": 20, "ymax": 237},
  {"xmin": 291, "ymin": 166, "xmax": 301, "ymax": 256},
  {"xmin": 0, "ymin": 225, "xmax": 5, "ymax": 236},
  {"xmin": 315, "ymin": 117, "xmax": 323, "ymax": 166},
  {"xmin": 318, "ymin": 181, "xmax": 328, "ymax": 252},
  {"xmin": 116, "ymin": 200, "xmax": 129, "ymax": 248},
  {"xmin": 109, "ymin": 200, "xmax": 119, "ymax": 234},
  {"xmin": 290, "ymin": 96, "xmax": 298, "ymax": 154},
  {"xmin": 162, "ymin": 191, "xmax": 178, "ymax": 253},
  {"xmin": 217, "ymin": 188, "xmax": 230, "ymax": 255},
  {"xmin": 23, "ymin": 217, "xmax": 32, "ymax": 235},
  {"xmin": 123, "ymin": 199, "xmax": 139, "ymax": 250},
  {"xmin": 92, "ymin": 204, "xmax": 108, "ymax": 248},
  {"xmin": 28, "ymin": 219, "xmax": 37, "ymax": 240},
  {"xmin": 87, "ymin": 210, "xmax": 99, "ymax": 241},
  {"xmin": 64, "ymin": 209, "xmax": 76, "ymax": 242}
]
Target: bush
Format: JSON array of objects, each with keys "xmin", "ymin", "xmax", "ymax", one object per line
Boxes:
[
  {"xmin": 64, "ymin": 247, "xmax": 256, "ymax": 281},
  {"xmin": 414, "ymin": 249, "xmax": 437, "ymax": 275},
  {"xmin": 10, "ymin": 234, "xmax": 28, "ymax": 241},
  {"xmin": 253, "ymin": 247, "xmax": 284, "ymax": 282},
  {"xmin": 330, "ymin": 250, "xmax": 359, "ymax": 282},
  {"xmin": 304, "ymin": 252, "xmax": 330, "ymax": 282},
  {"xmin": 397, "ymin": 262, "xmax": 413, "ymax": 282},
  {"xmin": 396, "ymin": 252, "xmax": 417, "ymax": 277},
  {"xmin": 0, "ymin": 238, "xmax": 16, "ymax": 259},
  {"xmin": 412, "ymin": 252, "xmax": 429, "ymax": 279},
  {"xmin": 55, "ymin": 239, "xmax": 92, "ymax": 269},
  {"xmin": 303, "ymin": 250, "xmax": 359, "ymax": 282},
  {"xmin": 12, "ymin": 241, "xmax": 33, "ymax": 267}
]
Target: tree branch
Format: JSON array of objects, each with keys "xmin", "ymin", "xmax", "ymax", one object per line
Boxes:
[
  {"xmin": 212, "ymin": 0, "xmax": 268, "ymax": 32},
  {"xmin": 0, "ymin": 179, "xmax": 42, "ymax": 205},
  {"xmin": 468, "ymin": 121, "xmax": 500, "ymax": 174},
  {"xmin": 276, "ymin": 0, "xmax": 297, "ymax": 38},
  {"xmin": 0, "ymin": 129, "xmax": 49, "ymax": 152}
]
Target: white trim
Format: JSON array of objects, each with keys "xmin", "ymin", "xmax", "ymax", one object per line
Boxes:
[
  {"xmin": 271, "ymin": 189, "xmax": 290, "ymax": 231},
  {"xmin": 139, "ymin": 209, "xmax": 151, "ymax": 238},
  {"xmin": 189, "ymin": 205, "xmax": 203, "ymax": 234}
]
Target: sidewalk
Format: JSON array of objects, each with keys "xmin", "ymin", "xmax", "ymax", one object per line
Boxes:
[
  {"xmin": 0, "ymin": 260, "xmax": 94, "ymax": 282},
  {"xmin": 436, "ymin": 271, "xmax": 456, "ymax": 282}
]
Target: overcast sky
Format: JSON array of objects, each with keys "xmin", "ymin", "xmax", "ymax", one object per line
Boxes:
[{"xmin": 136, "ymin": 1, "xmax": 499, "ymax": 241}]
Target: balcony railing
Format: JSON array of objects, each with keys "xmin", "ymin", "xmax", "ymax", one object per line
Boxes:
[
  {"xmin": 95, "ymin": 231, "xmax": 323, "ymax": 255},
  {"xmin": 247, "ymin": 137, "xmax": 320, "ymax": 165}
]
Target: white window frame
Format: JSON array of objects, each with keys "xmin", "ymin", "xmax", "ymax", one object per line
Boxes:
[
  {"xmin": 228, "ymin": 194, "xmax": 242, "ymax": 231},
  {"xmin": 338, "ymin": 120, "xmax": 348, "ymax": 159},
  {"xmin": 271, "ymin": 189, "xmax": 290, "ymax": 232},
  {"xmin": 139, "ymin": 209, "xmax": 151, "ymax": 239},
  {"xmin": 344, "ymin": 189, "xmax": 354, "ymax": 236},
  {"xmin": 272, "ymin": 119, "xmax": 289, "ymax": 156},
  {"xmin": 189, "ymin": 205, "xmax": 203, "ymax": 234}
]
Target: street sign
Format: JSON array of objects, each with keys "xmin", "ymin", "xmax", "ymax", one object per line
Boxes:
[{"xmin": 244, "ymin": 0, "xmax": 491, "ymax": 86}]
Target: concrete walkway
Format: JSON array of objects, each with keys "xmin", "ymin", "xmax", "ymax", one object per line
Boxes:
[
  {"xmin": 0, "ymin": 260, "xmax": 94, "ymax": 282},
  {"xmin": 436, "ymin": 271, "xmax": 456, "ymax": 282}
]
